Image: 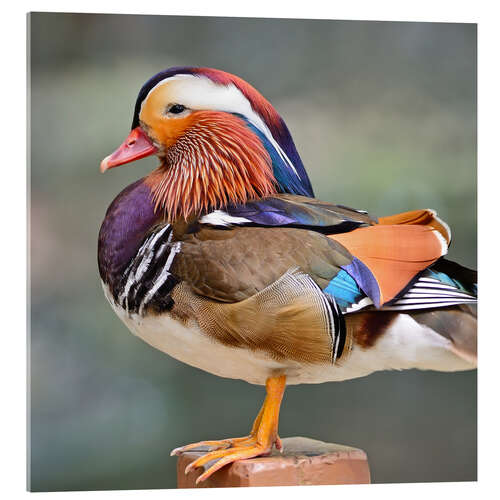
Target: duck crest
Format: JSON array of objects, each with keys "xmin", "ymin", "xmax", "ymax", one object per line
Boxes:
[{"xmin": 133, "ymin": 66, "xmax": 315, "ymax": 199}]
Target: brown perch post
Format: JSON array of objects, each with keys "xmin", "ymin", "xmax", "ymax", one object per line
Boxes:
[{"xmin": 177, "ymin": 436, "xmax": 371, "ymax": 488}]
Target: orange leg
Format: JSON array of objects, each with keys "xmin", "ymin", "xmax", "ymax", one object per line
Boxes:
[{"xmin": 171, "ymin": 375, "xmax": 286, "ymax": 484}]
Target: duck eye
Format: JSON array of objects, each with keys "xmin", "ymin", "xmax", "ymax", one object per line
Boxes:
[{"xmin": 168, "ymin": 104, "xmax": 186, "ymax": 115}]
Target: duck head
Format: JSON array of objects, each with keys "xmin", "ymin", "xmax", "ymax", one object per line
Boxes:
[{"xmin": 101, "ymin": 67, "xmax": 314, "ymax": 221}]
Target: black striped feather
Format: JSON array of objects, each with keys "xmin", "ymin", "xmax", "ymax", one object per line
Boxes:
[
  {"xmin": 382, "ymin": 277, "xmax": 476, "ymax": 311},
  {"xmin": 113, "ymin": 224, "xmax": 180, "ymax": 315}
]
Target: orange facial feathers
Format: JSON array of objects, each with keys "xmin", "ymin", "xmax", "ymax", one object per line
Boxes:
[
  {"xmin": 145, "ymin": 112, "xmax": 277, "ymax": 221},
  {"xmin": 329, "ymin": 224, "xmax": 448, "ymax": 306}
]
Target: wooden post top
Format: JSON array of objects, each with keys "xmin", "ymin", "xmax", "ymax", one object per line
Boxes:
[{"xmin": 177, "ymin": 436, "xmax": 371, "ymax": 488}]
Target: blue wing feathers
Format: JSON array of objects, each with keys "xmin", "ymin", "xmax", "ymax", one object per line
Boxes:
[
  {"xmin": 323, "ymin": 269, "xmax": 365, "ymax": 310},
  {"xmin": 322, "ymin": 264, "xmax": 476, "ymax": 314},
  {"xmin": 223, "ymin": 196, "xmax": 375, "ymax": 231}
]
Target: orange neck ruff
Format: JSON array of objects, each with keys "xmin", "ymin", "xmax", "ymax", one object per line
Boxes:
[{"xmin": 145, "ymin": 112, "xmax": 277, "ymax": 221}]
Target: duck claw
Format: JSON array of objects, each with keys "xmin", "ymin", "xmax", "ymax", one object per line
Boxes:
[
  {"xmin": 170, "ymin": 439, "xmax": 233, "ymax": 456},
  {"xmin": 193, "ymin": 444, "xmax": 271, "ymax": 484}
]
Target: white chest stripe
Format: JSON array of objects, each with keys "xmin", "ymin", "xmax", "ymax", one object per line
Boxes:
[
  {"xmin": 138, "ymin": 241, "xmax": 181, "ymax": 316},
  {"xmin": 119, "ymin": 225, "xmax": 172, "ymax": 308}
]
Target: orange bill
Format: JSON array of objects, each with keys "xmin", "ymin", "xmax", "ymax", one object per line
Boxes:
[{"xmin": 100, "ymin": 127, "xmax": 158, "ymax": 173}]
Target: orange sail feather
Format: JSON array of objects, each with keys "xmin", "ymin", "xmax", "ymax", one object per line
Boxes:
[{"xmin": 329, "ymin": 224, "xmax": 448, "ymax": 306}]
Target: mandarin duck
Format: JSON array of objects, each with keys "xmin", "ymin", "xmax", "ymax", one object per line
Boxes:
[{"xmin": 98, "ymin": 67, "xmax": 477, "ymax": 483}]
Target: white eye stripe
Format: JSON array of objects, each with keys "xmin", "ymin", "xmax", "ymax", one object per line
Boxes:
[{"xmin": 141, "ymin": 74, "xmax": 301, "ymax": 179}]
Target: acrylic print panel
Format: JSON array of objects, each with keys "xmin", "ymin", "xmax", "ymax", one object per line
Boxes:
[{"xmin": 28, "ymin": 12, "xmax": 476, "ymax": 491}]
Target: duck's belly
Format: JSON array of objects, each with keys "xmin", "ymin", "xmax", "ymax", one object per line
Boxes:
[
  {"xmin": 103, "ymin": 284, "xmax": 474, "ymax": 386},
  {"xmin": 103, "ymin": 282, "xmax": 282, "ymax": 384}
]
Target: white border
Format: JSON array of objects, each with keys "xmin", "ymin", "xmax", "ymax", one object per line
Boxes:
[{"xmin": 3, "ymin": 1, "xmax": 486, "ymax": 22}]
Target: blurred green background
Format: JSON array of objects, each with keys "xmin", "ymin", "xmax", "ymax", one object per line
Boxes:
[{"xmin": 28, "ymin": 13, "xmax": 476, "ymax": 491}]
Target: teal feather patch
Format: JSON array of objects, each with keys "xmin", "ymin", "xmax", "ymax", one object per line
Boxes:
[
  {"xmin": 426, "ymin": 269, "xmax": 471, "ymax": 293},
  {"xmin": 323, "ymin": 270, "xmax": 365, "ymax": 310}
]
